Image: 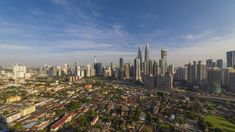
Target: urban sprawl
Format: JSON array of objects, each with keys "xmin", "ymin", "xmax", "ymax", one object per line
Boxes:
[{"xmin": 1, "ymin": 44, "xmax": 235, "ymax": 132}]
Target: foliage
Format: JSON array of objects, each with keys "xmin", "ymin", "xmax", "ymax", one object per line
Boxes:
[{"xmin": 66, "ymin": 101, "xmax": 80, "ymax": 111}]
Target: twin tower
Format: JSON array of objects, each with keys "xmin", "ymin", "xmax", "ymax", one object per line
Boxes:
[{"xmin": 134, "ymin": 44, "xmax": 168, "ymax": 81}]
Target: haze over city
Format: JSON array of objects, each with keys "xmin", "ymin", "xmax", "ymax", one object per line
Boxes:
[{"xmin": 1, "ymin": 0, "xmax": 235, "ymax": 67}]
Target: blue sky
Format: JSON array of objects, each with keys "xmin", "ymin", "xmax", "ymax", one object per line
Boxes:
[{"xmin": 1, "ymin": 0, "xmax": 235, "ymax": 67}]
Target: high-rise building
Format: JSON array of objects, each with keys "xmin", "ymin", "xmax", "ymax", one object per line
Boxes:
[
  {"xmin": 193, "ymin": 61, "xmax": 197, "ymax": 83},
  {"xmin": 153, "ymin": 59, "xmax": 159, "ymax": 76},
  {"xmin": 159, "ymin": 59, "xmax": 164, "ymax": 75},
  {"xmin": 94, "ymin": 63, "xmax": 102, "ymax": 76},
  {"xmin": 149, "ymin": 59, "xmax": 153, "ymax": 75},
  {"xmin": 134, "ymin": 58, "xmax": 141, "ymax": 81},
  {"xmin": 197, "ymin": 61, "xmax": 207, "ymax": 86},
  {"xmin": 103, "ymin": 67, "xmax": 112, "ymax": 77},
  {"xmin": 222, "ymin": 68, "xmax": 235, "ymax": 90},
  {"xmin": 86, "ymin": 64, "xmax": 91, "ymax": 77},
  {"xmin": 227, "ymin": 51, "xmax": 235, "ymax": 68},
  {"xmin": 64, "ymin": 63, "xmax": 69, "ymax": 75},
  {"xmin": 124, "ymin": 63, "xmax": 130, "ymax": 79},
  {"xmin": 187, "ymin": 62, "xmax": 194, "ymax": 84},
  {"xmin": 216, "ymin": 59, "xmax": 223, "ymax": 68},
  {"xmin": 164, "ymin": 72, "xmax": 173, "ymax": 89},
  {"xmin": 74, "ymin": 62, "xmax": 78, "ymax": 75},
  {"xmin": 161, "ymin": 49, "xmax": 167, "ymax": 75},
  {"xmin": 144, "ymin": 44, "xmax": 150, "ymax": 74},
  {"xmin": 137, "ymin": 46, "xmax": 143, "ymax": 71},
  {"xmin": 229, "ymin": 71, "xmax": 235, "ymax": 93},
  {"xmin": 175, "ymin": 66, "xmax": 188, "ymax": 81},
  {"xmin": 13, "ymin": 64, "xmax": 27, "ymax": 79},
  {"xmin": 76, "ymin": 66, "xmax": 81, "ymax": 77},
  {"xmin": 206, "ymin": 59, "xmax": 213, "ymax": 67},
  {"xmin": 207, "ymin": 67, "xmax": 222, "ymax": 93},
  {"xmin": 119, "ymin": 57, "xmax": 124, "ymax": 77},
  {"xmin": 167, "ymin": 65, "xmax": 174, "ymax": 74}
]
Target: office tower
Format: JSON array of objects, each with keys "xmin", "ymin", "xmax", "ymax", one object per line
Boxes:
[
  {"xmin": 13, "ymin": 64, "xmax": 27, "ymax": 79},
  {"xmin": 227, "ymin": 51, "xmax": 235, "ymax": 68},
  {"xmin": 144, "ymin": 44, "xmax": 150, "ymax": 74},
  {"xmin": 153, "ymin": 59, "xmax": 159, "ymax": 76},
  {"xmin": 164, "ymin": 72, "xmax": 173, "ymax": 89},
  {"xmin": 187, "ymin": 62, "xmax": 194, "ymax": 84},
  {"xmin": 129, "ymin": 65, "xmax": 135, "ymax": 78},
  {"xmin": 222, "ymin": 68, "xmax": 235, "ymax": 90},
  {"xmin": 119, "ymin": 57, "xmax": 124, "ymax": 77},
  {"xmin": 77, "ymin": 66, "xmax": 81, "ymax": 76},
  {"xmin": 145, "ymin": 44, "xmax": 150, "ymax": 63},
  {"xmin": 94, "ymin": 63, "xmax": 102, "ymax": 76},
  {"xmin": 64, "ymin": 63, "xmax": 69, "ymax": 75},
  {"xmin": 103, "ymin": 67, "xmax": 112, "ymax": 77},
  {"xmin": 159, "ymin": 59, "xmax": 164, "ymax": 75},
  {"xmin": 216, "ymin": 59, "xmax": 223, "ymax": 68},
  {"xmin": 74, "ymin": 62, "xmax": 78, "ymax": 75},
  {"xmin": 161, "ymin": 49, "xmax": 168, "ymax": 75},
  {"xmin": 192, "ymin": 61, "xmax": 197, "ymax": 83},
  {"xmin": 206, "ymin": 59, "xmax": 213, "ymax": 67},
  {"xmin": 86, "ymin": 64, "xmax": 91, "ymax": 77},
  {"xmin": 90, "ymin": 67, "xmax": 96, "ymax": 77},
  {"xmin": 149, "ymin": 59, "xmax": 153, "ymax": 75},
  {"xmin": 137, "ymin": 46, "xmax": 143, "ymax": 70},
  {"xmin": 111, "ymin": 62, "xmax": 113, "ymax": 74},
  {"xmin": 175, "ymin": 65, "xmax": 188, "ymax": 82},
  {"xmin": 124, "ymin": 63, "xmax": 130, "ymax": 79},
  {"xmin": 134, "ymin": 58, "xmax": 141, "ymax": 81},
  {"xmin": 197, "ymin": 61, "xmax": 207, "ymax": 86},
  {"xmin": 167, "ymin": 64, "xmax": 174, "ymax": 74},
  {"xmin": 47, "ymin": 66, "xmax": 57, "ymax": 77},
  {"xmin": 207, "ymin": 67, "xmax": 222, "ymax": 93},
  {"xmin": 229, "ymin": 71, "xmax": 235, "ymax": 93}
]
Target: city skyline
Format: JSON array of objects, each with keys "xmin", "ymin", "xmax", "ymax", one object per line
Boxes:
[{"xmin": 1, "ymin": 0, "xmax": 235, "ymax": 66}]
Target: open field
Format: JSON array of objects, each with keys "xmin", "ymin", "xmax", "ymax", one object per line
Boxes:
[{"xmin": 204, "ymin": 115, "xmax": 235, "ymax": 132}]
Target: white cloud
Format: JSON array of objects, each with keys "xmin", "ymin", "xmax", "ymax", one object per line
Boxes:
[{"xmin": 169, "ymin": 32, "xmax": 235, "ymax": 66}]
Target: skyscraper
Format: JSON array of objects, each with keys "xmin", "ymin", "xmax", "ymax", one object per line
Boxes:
[
  {"xmin": 153, "ymin": 59, "xmax": 159, "ymax": 76},
  {"xmin": 187, "ymin": 62, "xmax": 194, "ymax": 84},
  {"xmin": 167, "ymin": 64, "xmax": 174, "ymax": 74},
  {"xmin": 144, "ymin": 44, "xmax": 150, "ymax": 63},
  {"xmin": 227, "ymin": 51, "xmax": 235, "ymax": 68},
  {"xmin": 119, "ymin": 57, "xmax": 124, "ymax": 78},
  {"xmin": 159, "ymin": 59, "xmax": 164, "ymax": 75},
  {"xmin": 161, "ymin": 49, "xmax": 167, "ymax": 75},
  {"xmin": 137, "ymin": 46, "xmax": 143, "ymax": 70},
  {"xmin": 134, "ymin": 58, "xmax": 141, "ymax": 81},
  {"xmin": 13, "ymin": 64, "xmax": 27, "ymax": 79},
  {"xmin": 193, "ymin": 61, "xmax": 197, "ymax": 83},
  {"xmin": 124, "ymin": 63, "xmax": 130, "ymax": 79},
  {"xmin": 149, "ymin": 59, "xmax": 153, "ymax": 75},
  {"xmin": 206, "ymin": 59, "xmax": 213, "ymax": 67},
  {"xmin": 197, "ymin": 61, "xmax": 207, "ymax": 86},
  {"xmin": 64, "ymin": 63, "xmax": 69, "ymax": 75},
  {"xmin": 94, "ymin": 63, "xmax": 102, "ymax": 76},
  {"xmin": 86, "ymin": 64, "xmax": 91, "ymax": 77},
  {"xmin": 144, "ymin": 44, "xmax": 150, "ymax": 74},
  {"xmin": 216, "ymin": 59, "xmax": 223, "ymax": 68},
  {"xmin": 207, "ymin": 67, "xmax": 222, "ymax": 93}
]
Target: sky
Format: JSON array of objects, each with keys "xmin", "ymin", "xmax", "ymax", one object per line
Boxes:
[{"xmin": 1, "ymin": 0, "xmax": 235, "ymax": 67}]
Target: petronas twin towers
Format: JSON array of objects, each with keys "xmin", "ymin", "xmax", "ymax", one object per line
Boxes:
[
  {"xmin": 137, "ymin": 43, "xmax": 151, "ymax": 75},
  {"xmin": 134, "ymin": 43, "xmax": 168, "ymax": 81}
]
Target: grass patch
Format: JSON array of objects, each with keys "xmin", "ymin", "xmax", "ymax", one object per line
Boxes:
[
  {"xmin": 204, "ymin": 115, "xmax": 235, "ymax": 132},
  {"xmin": 161, "ymin": 122, "xmax": 170, "ymax": 129}
]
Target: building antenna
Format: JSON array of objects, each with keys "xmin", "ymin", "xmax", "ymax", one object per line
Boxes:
[{"xmin": 94, "ymin": 55, "xmax": 97, "ymax": 64}]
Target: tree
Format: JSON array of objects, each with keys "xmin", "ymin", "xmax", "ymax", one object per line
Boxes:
[{"xmin": 66, "ymin": 101, "xmax": 80, "ymax": 111}]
